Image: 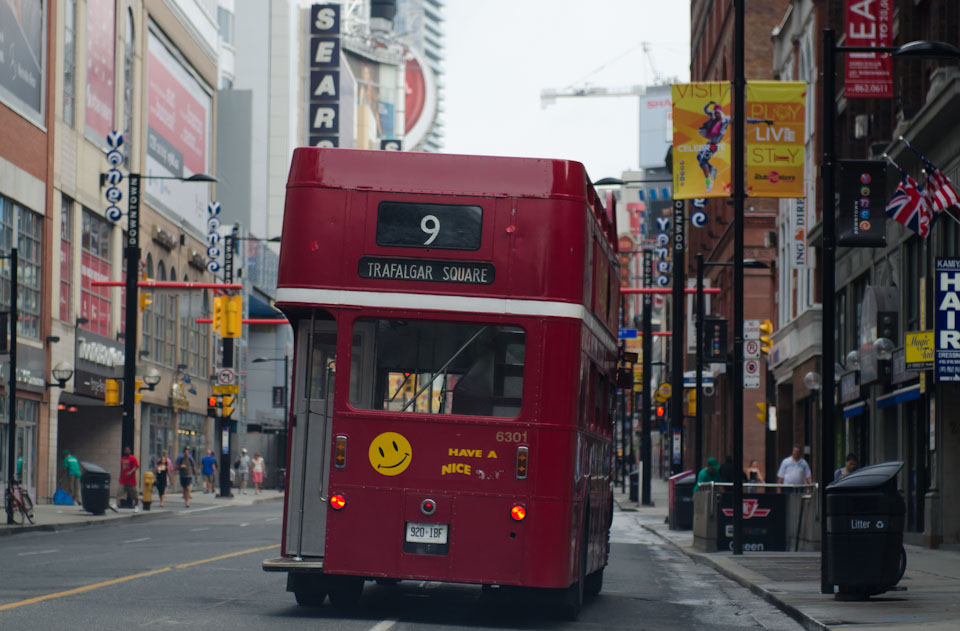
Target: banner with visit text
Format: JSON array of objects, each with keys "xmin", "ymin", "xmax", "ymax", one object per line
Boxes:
[{"xmin": 671, "ymin": 82, "xmax": 731, "ymax": 199}]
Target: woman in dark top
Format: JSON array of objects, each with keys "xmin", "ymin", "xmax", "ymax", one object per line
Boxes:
[{"xmin": 155, "ymin": 450, "xmax": 172, "ymax": 507}]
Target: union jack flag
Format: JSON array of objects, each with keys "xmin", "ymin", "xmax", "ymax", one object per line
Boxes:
[
  {"xmin": 902, "ymin": 137, "xmax": 960, "ymax": 213},
  {"xmin": 885, "ymin": 173, "xmax": 933, "ymax": 238}
]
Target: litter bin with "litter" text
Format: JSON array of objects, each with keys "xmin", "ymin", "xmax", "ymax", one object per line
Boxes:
[{"xmin": 80, "ymin": 462, "xmax": 111, "ymax": 515}]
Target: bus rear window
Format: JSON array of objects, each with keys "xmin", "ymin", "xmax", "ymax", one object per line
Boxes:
[{"xmin": 350, "ymin": 319, "xmax": 525, "ymax": 418}]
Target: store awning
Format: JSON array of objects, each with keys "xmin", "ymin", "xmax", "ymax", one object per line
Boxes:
[
  {"xmin": 843, "ymin": 401, "xmax": 867, "ymax": 418},
  {"xmin": 876, "ymin": 384, "xmax": 922, "ymax": 409}
]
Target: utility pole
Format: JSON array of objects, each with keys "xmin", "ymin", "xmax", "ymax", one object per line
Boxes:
[
  {"xmin": 4, "ymin": 224, "xmax": 17, "ymax": 525},
  {"xmin": 670, "ymin": 199, "xmax": 685, "ymax": 474},
  {"xmin": 217, "ymin": 231, "xmax": 236, "ymax": 498},
  {"xmin": 732, "ymin": 0, "xmax": 746, "ymax": 556},
  {"xmin": 641, "ymin": 250, "xmax": 653, "ymax": 505},
  {"xmin": 121, "ymin": 174, "xmax": 141, "ymax": 453}
]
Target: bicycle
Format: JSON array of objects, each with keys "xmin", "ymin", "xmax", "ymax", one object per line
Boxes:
[{"xmin": 4, "ymin": 478, "xmax": 35, "ymax": 525}]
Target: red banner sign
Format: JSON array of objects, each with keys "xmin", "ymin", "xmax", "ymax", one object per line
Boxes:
[{"xmin": 844, "ymin": 0, "xmax": 893, "ymax": 98}]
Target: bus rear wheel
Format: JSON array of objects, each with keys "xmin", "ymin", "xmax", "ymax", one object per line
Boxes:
[
  {"xmin": 291, "ymin": 575, "xmax": 327, "ymax": 607},
  {"xmin": 585, "ymin": 567, "xmax": 604, "ymax": 596},
  {"xmin": 328, "ymin": 576, "xmax": 364, "ymax": 609},
  {"xmin": 560, "ymin": 525, "xmax": 587, "ymax": 619}
]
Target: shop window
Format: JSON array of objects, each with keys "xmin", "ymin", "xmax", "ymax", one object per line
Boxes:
[{"xmin": 80, "ymin": 209, "xmax": 113, "ymax": 337}]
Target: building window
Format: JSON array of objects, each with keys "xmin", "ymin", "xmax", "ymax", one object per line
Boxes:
[
  {"xmin": 60, "ymin": 197, "xmax": 73, "ymax": 322},
  {"xmin": 80, "ymin": 209, "xmax": 113, "ymax": 337},
  {"xmin": 217, "ymin": 6, "xmax": 234, "ymax": 45},
  {"xmin": 155, "ymin": 261, "xmax": 166, "ymax": 363},
  {"xmin": 0, "ymin": 397, "xmax": 40, "ymax": 492},
  {"xmin": 165, "ymin": 267, "xmax": 176, "ymax": 367},
  {"xmin": 64, "ymin": 0, "xmax": 77, "ymax": 126},
  {"xmin": 0, "ymin": 198, "xmax": 43, "ymax": 339}
]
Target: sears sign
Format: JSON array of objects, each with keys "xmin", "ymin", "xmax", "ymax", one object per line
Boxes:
[
  {"xmin": 936, "ymin": 258, "xmax": 960, "ymax": 381},
  {"xmin": 307, "ymin": 4, "xmax": 341, "ymax": 147}
]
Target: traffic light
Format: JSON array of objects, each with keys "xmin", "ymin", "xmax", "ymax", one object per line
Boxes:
[
  {"xmin": 105, "ymin": 379, "xmax": 120, "ymax": 406},
  {"xmin": 756, "ymin": 402, "xmax": 767, "ymax": 424},
  {"xmin": 224, "ymin": 295, "xmax": 243, "ymax": 338},
  {"xmin": 759, "ymin": 319, "xmax": 774, "ymax": 355},
  {"xmin": 221, "ymin": 395, "xmax": 236, "ymax": 419},
  {"xmin": 213, "ymin": 295, "xmax": 226, "ymax": 335},
  {"xmin": 139, "ymin": 292, "xmax": 153, "ymax": 312},
  {"xmin": 207, "ymin": 395, "xmax": 219, "ymax": 418}
]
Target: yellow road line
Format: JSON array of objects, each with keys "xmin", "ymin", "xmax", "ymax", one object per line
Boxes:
[{"xmin": 0, "ymin": 544, "xmax": 280, "ymax": 612}]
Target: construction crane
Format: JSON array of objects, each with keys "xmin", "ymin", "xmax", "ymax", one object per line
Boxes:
[{"xmin": 540, "ymin": 42, "xmax": 674, "ymax": 108}]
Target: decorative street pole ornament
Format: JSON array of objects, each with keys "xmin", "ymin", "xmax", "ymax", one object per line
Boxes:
[
  {"xmin": 691, "ymin": 210, "xmax": 708, "ymax": 227},
  {"xmin": 206, "ymin": 201, "xmax": 222, "ymax": 272},
  {"xmin": 104, "ymin": 131, "xmax": 126, "ymax": 223}
]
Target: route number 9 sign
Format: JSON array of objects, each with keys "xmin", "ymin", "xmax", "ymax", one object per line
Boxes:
[{"xmin": 376, "ymin": 202, "xmax": 482, "ymax": 250}]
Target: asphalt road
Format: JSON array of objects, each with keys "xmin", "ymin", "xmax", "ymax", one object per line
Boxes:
[{"xmin": 0, "ymin": 502, "xmax": 802, "ymax": 630}]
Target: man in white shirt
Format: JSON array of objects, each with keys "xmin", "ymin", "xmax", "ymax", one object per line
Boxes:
[{"xmin": 777, "ymin": 446, "xmax": 812, "ymax": 492}]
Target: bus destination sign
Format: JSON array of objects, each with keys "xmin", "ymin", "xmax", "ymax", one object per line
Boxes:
[
  {"xmin": 377, "ymin": 202, "xmax": 482, "ymax": 250},
  {"xmin": 359, "ymin": 257, "xmax": 495, "ymax": 285}
]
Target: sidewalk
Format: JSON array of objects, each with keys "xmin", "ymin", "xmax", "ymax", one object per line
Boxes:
[
  {"xmin": 1, "ymin": 487, "xmax": 283, "ymax": 536},
  {"xmin": 614, "ymin": 476, "xmax": 960, "ymax": 631}
]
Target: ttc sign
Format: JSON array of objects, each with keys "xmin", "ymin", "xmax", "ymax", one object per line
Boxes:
[{"xmin": 936, "ymin": 258, "xmax": 960, "ymax": 381}]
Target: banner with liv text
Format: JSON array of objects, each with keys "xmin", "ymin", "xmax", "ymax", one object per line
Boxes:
[
  {"xmin": 745, "ymin": 81, "xmax": 806, "ymax": 198},
  {"xmin": 936, "ymin": 258, "xmax": 960, "ymax": 382},
  {"xmin": 672, "ymin": 83, "xmax": 731, "ymax": 199}
]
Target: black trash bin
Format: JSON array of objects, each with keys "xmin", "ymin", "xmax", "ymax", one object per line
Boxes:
[
  {"xmin": 668, "ymin": 470, "xmax": 696, "ymax": 530},
  {"xmin": 629, "ymin": 471, "xmax": 639, "ymax": 502},
  {"xmin": 80, "ymin": 462, "xmax": 111, "ymax": 515},
  {"xmin": 826, "ymin": 461, "xmax": 906, "ymax": 598}
]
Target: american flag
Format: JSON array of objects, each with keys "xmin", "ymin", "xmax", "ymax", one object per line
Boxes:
[{"xmin": 885, "ymin": 174, "xmax": 933, "ymax": 238}]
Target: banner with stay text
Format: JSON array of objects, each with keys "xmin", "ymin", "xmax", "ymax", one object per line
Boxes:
[{"xmin": 745, "ymin": 81, "xmax": 806, "ymax": 198}]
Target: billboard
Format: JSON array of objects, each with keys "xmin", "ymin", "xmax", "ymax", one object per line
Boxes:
[
  {"xmin": 144, "ymin": 30, "xmax": 213, "ymax": 236},
  {"xmin": 745, "ymin": 81, "xmax": 805, "ymax": 198},
  {"xmin": 936, "ymin": 258, "xmax": 960, "ymax": 382},
  {"xmin": 844, "ymin": 0, "xmax": 893, "ymax": 99},
  {"xmin": 0, "ymin": 0, "xmax": 44, "ymax": 122},
  {"xmin": 672, "ymin": 83, "xmax": 731, "ymax": 199},
  {"xmin": 639, "ymin": 84, "xmax": 672, "ymax": 169},
  {"xmin": 346, "ymin": 51, "xmax": 402, "ymax": 150},
  {"xmin": 85, "ymin": 0, "xmax": 115, "ymax": 143}
]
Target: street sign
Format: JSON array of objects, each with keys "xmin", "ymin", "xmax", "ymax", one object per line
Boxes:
[
  {"xmin": 618, "ymin": 328, "xmax": 638, "ymax": 339},
  {"xmin": 744, "ymin": 319, "xmax": 760, "ymax": 340},
  {"xmin": 744, "ymin": 358, "xmax": 760, "ymax": 389},
  {"xmin": 213, "ymin": 384, "xmax": 239, "ymax": 395},
  {"xmin": 217, "ymin": 368, "xmax": 236, "ymax": 385},
  {"xmin": 683, "ymin": 370, "xmax": 714, "ymax": 388},
  {"xmin": 744, "ymin": 339, "xmax": 761, "ymax": 359}
]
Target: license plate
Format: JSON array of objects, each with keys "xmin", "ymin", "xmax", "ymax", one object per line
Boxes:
[{"xmin": 406, "ymin": 522, "xmax": 448, "ymax": 544}]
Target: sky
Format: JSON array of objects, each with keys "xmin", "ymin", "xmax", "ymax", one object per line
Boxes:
[{"xmin": 442, "ymin": 0, "xmax": 691, "ymax": 182}]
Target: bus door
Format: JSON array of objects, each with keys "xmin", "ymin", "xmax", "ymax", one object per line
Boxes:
[{"xmin": 285, "ymin": 315, "xmax": 337, "ymax": 558}]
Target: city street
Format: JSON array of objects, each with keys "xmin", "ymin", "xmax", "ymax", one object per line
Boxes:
[{"xmin": 0, "ymin": 502, "xmax": 801, "ymax": 630}]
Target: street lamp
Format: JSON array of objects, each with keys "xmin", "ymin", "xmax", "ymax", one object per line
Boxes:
[
  {"xmin": 819, "ymin": 29, "xmax": 960, "ymax": 594},
  {"xmin": 140, "ymin": 367, "xmax": 161, "ymax": 392},
  {"xmin": 47, "ymin": 361, "xmax": 75, "ymax": 389},
  {"xmin": 99, "ymin": 170, "xmax": 215, "ymax": 455}
]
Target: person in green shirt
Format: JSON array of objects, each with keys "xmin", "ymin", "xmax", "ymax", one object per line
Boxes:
[
  {"xmin": 694, "ymin": 456, "xmax": 721, "ymax": 492},
  {"xmin": 63, "ymin": 449, "xmax": 83, "ymax": 505}
]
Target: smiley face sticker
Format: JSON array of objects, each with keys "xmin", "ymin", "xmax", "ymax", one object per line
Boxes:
[{"xmin": 368, "ymin": 432, "xmax": 412, "ymax": 476}]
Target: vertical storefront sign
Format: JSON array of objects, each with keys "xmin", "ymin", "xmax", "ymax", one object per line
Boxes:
[
  {"xmin": 791, "ymin": 191, "xmax": 809, "ymax": 267},
  {"xmin": 0, "ymin": 0, "xmax": 44, "ymax": 121},
  {"xmin": 85, "ymin": 0, "xmax": 115, "ymax": 142},
  {"xmin": 144, "ymin": 30, "xmax": 213, "ymax": 236},
  {"xmin": 935, "ymin": 258, "xmax": 960, "ymax": 382},
  {"xmin": 844, "ymin": 0, "xmax": 893, "ymax": 98},
  {"xmin": 672, "ymin": 83, "xmax": 731, "ymax": 199},
  {"xmin": 308, "ymin": 4, "xmax": 341, "ymax": 147},
  {"xmin": 745, "ymin": 81, "xmax": 806, "ymax": 198},
  {"xmin": 837, "ymin": 160, "xmax": 887, "ymax": 247}
]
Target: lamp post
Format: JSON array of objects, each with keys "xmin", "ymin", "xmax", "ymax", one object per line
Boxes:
[
  {"xmin": 819, "ymin": 29, "xmax": 960, "ymax": 594},
  {"xmin": 101, "ymin": 171, "xmax": 215, "ymax": 456},
  {"xmin": 252, "ymin": 355, "xmax": 290, "ymax": 488},
  {"xmin": 3, "ymin": 218, "xmax": 17, "ymax": 525}
]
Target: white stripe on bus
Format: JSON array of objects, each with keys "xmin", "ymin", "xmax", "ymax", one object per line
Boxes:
[{"xmin": 275, "ymin": 287, "xmax": 617, "ymax": 351}]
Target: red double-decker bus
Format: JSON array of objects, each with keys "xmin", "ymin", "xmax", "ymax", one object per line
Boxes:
[{"xmin": 263, "ymin": 148, "xmax": 619, "ymax": 618}]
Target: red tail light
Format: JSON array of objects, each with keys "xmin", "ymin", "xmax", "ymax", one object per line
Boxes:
[
  {"xmin": 330, "ymin": 494, "xmax": 346, "ymax": 510},
  {"xmin": 510, "ymin": 505, "xmax": 526, "ymax": 521}
]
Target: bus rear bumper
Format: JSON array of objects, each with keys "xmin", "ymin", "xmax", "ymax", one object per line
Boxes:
[{"xmin": 263, "ymin": 556, "xmax": 325, "ymax": 573}]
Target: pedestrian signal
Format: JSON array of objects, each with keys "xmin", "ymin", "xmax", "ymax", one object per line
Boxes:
[
  {"xmin": 656, "ymin": 406, "xmax": 665, "ymax": 418},
  {"xmin": 105, "ymin": 379, "xmax": 120, "ymax": 406},
  {"xmin": 756, "ymin": 402, "xmax": 767, "ymax": 424},
  {"xmin": 207, "ymin": 395, "xmax": 219, "ymax": 418}
]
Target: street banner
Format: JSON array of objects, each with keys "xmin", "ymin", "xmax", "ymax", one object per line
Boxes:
[
  {"xmin": 745, "ymin": 81, "xmax": 806, "ymax": 198},
  {"xmin": 935, "ymin": 259, "xmax": 960, "ymax": 382},
  {"xmin": 837, "ymin": 160, "xmax": 887, "ymax": 247},
  {"xmin": 844, "ymin": 0, "xmax": 893, "ymax": 99},
  {"xmin": 905, "ymin": 331, "xmax": 933, "ymax": 370},
  {"xmin": 672, "ymin": 83, "xmax": 731, "ymax": 199}
]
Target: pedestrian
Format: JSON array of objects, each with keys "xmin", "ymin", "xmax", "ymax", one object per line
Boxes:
[
  {"xmin": 719, "ymin": 455, "xmax": 747, "ymax": 484},
  {"xmin": 154, "ymin": 450, "xmax": 173, "ymax": 507},
  {"xmin": 776, "ymin": 445, "xmax": 813, "ymax": 493},
  {"xmin": 238, "ymin": 448, "xmax": 252, "ymax": 494},
  {"xmin": 834, "ymin": 453, "xmax": 859, "ymax": 482},
  {"xmin": 201, "ymin": 449, "xmax": 218, "ymax": 494},
  {"xmin": 746, "ymin": 459, "xmax": 765, "ymax": 492},
  {"xmin": 251, "ymin": 451, "xmax": 266, "ymax": 494},
  {"xmin": 62, "ymin": 449, "xmax": 82, "ymax": 506},
  {"xmin": 176, "ymin": 446, "xmax": 198, "ymax": 508},
  {"xmin": 231, "ymin": 457, "xmax": 240, "ymax": 488},
  {"xmin": 119, "ymin": 446, "xmax": 140, "ymax": 511},
  {"xmin": 694, "ymin": 457, "xmax": 721, "ymax": 492}
]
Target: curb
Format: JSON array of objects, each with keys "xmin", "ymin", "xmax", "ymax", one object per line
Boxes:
[
  {"xmin": 0, "ymin": 494, "xmax": 283, "ymax": 537},
  {"xmin": 640, "ymin": 524, "xmax": 829, "ymax": 631}
]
